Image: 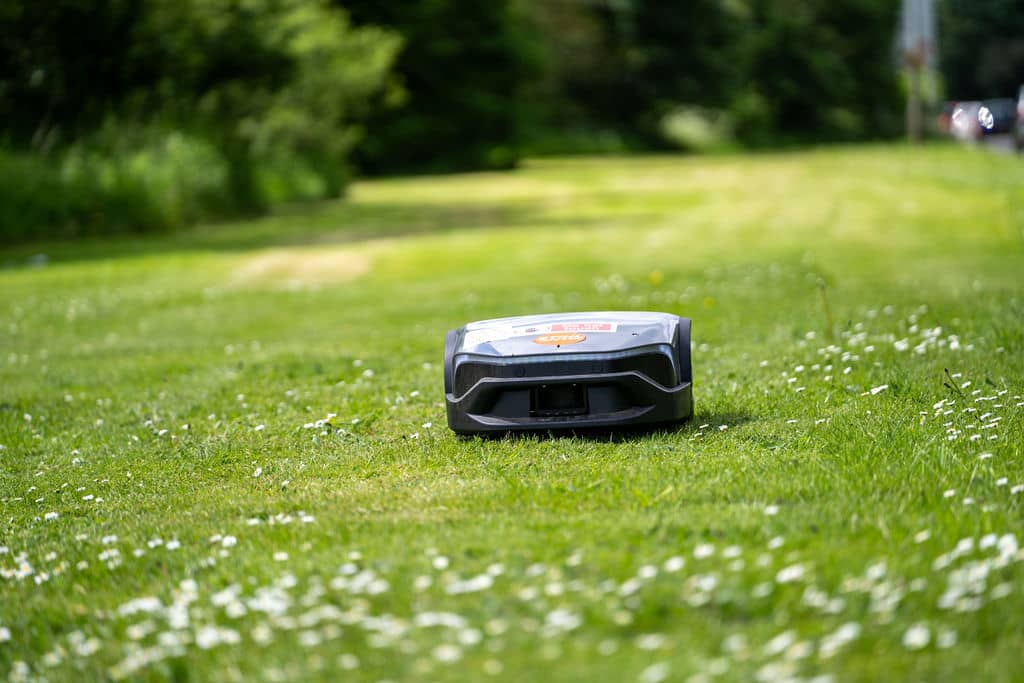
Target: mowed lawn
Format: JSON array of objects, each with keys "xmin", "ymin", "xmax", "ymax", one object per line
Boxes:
[{"xmin": 2, "ymin": 145, "xmax": 1024, "ymax": 682}]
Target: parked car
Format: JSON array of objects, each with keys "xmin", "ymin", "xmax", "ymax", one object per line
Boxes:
[
  {"xmin": 950, "ymin": 98, "xmax": 1016, "ymax": 142},
  {"xmin": 1016, "ymin": 86, "xmax": 1024, "ymax": 151},
  {"xmin": 950, "ymin": 101, "xmax": 982, "ymax": 140},
  {"xmin": 978, "ymin": 98, "xmax": 1016, "ymax": 135}
]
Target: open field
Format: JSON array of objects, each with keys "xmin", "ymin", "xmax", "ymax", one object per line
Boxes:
[{"xmin": 2, "ymin": 145, "xmax": 1024, "ymax": 682}]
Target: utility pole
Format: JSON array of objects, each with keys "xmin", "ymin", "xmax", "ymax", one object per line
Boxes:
[
  {"xmin": 901, "ymin": 0, "xmax": 936, "ymax": 144},
  {"xmin": 906, "ymin": 47, "xmax": 924, "ymax": 144}
]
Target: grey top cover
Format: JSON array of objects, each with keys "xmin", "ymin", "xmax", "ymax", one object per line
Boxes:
[{"xmin": 453, "ymin": 311, "xmax": 680, "ymax": 357}]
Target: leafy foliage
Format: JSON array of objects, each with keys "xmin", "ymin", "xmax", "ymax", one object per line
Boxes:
[
  {"xmin": 737, "ymin": 0, "xmax": 904, "ymax": 145},
  {"xmin": 342, "ymin": 0, "xmax": 536, "ymax": 173},
  {"xmin": 522, "ymin": 0, "xmax": 903, "ymax": 150},
  {"xmin": 0, "ymin": 0, "xmax": 400, "ymax": 241},
  {"xmin": 940, "ymin": 0, "xmax": 1024, "ymax": 99}
]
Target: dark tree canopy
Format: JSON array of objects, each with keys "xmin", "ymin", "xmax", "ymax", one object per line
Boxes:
[
  {"xmin": 342, "ymin": 0, "xmax": 536, "ymax": 173},
  {"xmin": 940, "ymin": 0, "xmax": 1024, "ymax": 99}
]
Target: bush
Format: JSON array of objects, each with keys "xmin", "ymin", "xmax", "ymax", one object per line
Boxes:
[
  {"xmin": 63, "ymin": 127, "xmax": 233, "ymax": 224},
  {"xmin": 0, "ymin": 0, "xmax": 401, "ymax": 243},
  {"xmin": 0, "ymin": 150, "xmax": 76, "ymax": 243},
  {"xmin": 0, "ymin": 136, "xmax": 215, "ymax": 245},
  {"xmin": 521, "ymin": 0, "xmax": 903, "ymax": 152},
  {"xmin": 0, "ymin": 119, "xmax": 374, "ymax": 244},
  {"xmin": 343, "ymin": 0, "xmax": 537, "ymax": 174}
]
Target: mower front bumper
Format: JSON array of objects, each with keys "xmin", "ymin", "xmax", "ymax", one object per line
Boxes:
[{"xmin": 445, "ymin": 371, "xmax": 692, "ymax": 434}]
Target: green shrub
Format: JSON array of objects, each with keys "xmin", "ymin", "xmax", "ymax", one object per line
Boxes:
[
  {"xmin": 0, "ymin": 148, "xmax": 163, "ymax": 243},
  {"xmin": 0, "ymin": 126, "xmax": 237, "ymax": 244},
  {"xmin": 343, "ymin": 0, "xmax": 536, "ymax": 174},
  {"xmin": 62, "ymin": 127, "xmax": 233, "ymax": 226},
  {"xmin": 0, "ymin": 0, "xmax": 401, "ymax": 244},
  {"xmin": 0, "ymin": 150, "xmax": 74, "ymax": 243}
]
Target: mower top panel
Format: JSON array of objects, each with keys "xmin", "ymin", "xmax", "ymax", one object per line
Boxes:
[{"xmin": 454, "ymin": 311, "xmax": 679, "ymax": 357}]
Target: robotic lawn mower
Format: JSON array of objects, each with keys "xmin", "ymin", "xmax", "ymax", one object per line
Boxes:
[{"xmin": 444, "ymin": 312, "xmax": 693, "ymax": 434}]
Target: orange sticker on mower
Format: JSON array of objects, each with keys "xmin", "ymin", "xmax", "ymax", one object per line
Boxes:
[{"xmin": 533, "ymin": 333, "xmax": 586, "ymax": 345}]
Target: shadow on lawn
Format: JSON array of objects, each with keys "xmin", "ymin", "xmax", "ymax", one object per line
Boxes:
[
  {"xmin": 0, "ymin": 191, "xmax": 670, "ymax": 268},
  {"xmin": 461, "ymin": 411, "xmax": 753, "ymax": 443}
]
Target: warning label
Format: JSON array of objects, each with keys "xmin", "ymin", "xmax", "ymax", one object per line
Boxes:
[{"xmin": 549, "ymin": 322, "xmax": 615, "ymax": 333}]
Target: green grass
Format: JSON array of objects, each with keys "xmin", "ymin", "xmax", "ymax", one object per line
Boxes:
[{"xmin": 2, "ymin": 144, "xmax": 1023, "ymax": 682}]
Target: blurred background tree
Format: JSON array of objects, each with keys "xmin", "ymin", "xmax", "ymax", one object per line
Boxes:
[
  {"xmin": 940, "ymin": 0, "xmax": 1024, "ymax": 99},
  {"xmin": 0, "ymin": 0, "xmax": 399, "ymax": 240},
  {"xmin": 2, "ymin": 0, "xmax": 1016, "ymax": 244},
  {"xmin": 521, "ymin": 0, "xmax": 748, "ymax": 152},
  {"xmin": 341, "ymin": 0, "xmax": 537, "ymax": 174},
  {"xmin": 521, "ymin": 0, "xmax": 903, "ymax": 152},
  {"xmin": 737, "ymin": 0, "xmax": 904, "ymax": 146}
]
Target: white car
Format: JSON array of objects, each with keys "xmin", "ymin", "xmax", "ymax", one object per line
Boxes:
[{"xmin": 950, "ymin": 101, "xmax": 982, "ymax": 141}]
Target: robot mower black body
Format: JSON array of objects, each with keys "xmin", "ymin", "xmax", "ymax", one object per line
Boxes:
[{"xmin": 444, "ymin": 312, "xmax": 692, "ymax": 434}]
